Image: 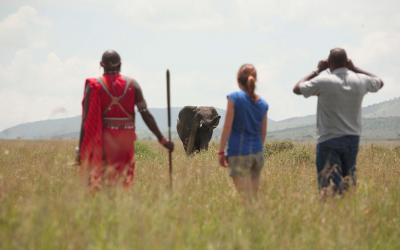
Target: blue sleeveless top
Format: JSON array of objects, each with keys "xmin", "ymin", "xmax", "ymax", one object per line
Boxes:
[{"xmin": 227, "ymin": 90, "xmax": 269, "ymax": 156}]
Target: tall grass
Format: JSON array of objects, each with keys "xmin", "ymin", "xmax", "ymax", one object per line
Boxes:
[{"xmin": 0, "ymin": 140, "xmax": 399, "ymax": 250}]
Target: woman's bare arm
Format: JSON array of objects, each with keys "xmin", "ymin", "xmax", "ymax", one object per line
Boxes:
[
  {"xmin": 261, "ymin": 113, "xmax": 267, "ymax": 145},
  {"xmin": 218, "ymin": 99, "xmax": 234, "ymax": 154}
]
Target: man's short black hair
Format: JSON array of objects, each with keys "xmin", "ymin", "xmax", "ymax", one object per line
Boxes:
[
  {"xmin": 101, "ymin": 50, "xmax": 121, "ymax": 72},
  {"xmin": 328, "ymin": 48, "xmax": 348, "ymax": 68}
]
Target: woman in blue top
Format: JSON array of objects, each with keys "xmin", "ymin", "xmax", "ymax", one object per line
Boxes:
[{"xmin": 218, "ymin": 64, "xmax": 269, "ymax": 200}]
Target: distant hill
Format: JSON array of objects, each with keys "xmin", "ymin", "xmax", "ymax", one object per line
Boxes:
[
  {"xmin": 0, "ymin": 116, "xmax": 81, "ymax": 140},
  {"xmin": 1, "ymin": 97, "xmax": 399, "ymax": 141},
  {"xmin": 267, "ymin": 97, "xmax": 400, "ymax": 141},
  {"xmin": 268, "ymin": 97, "xmax": 400, "ymax": 132},
  {"xmin": 268, "ymin": 115, "xmax": 315, "ymax": 132},
  {"xmin": 268, "ymin": 117, "xmax": 400, "ymax": 141},
  {"xmin": 362, "ymin": 97, "xmax": 400, "ymax": 118},
  {"xmin": 0, "ymin": 107, "xmax": 225, "ymax": 140}
]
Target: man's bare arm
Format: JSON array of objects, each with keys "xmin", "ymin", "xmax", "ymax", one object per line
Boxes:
[
  {"xmin": 135, "ymin": 83, "xmax": 174, "ymax": 151},
  {"xmin": 293, "ymin": 60, "xmax": 328, "ymax": 95},
  {"xmin": 261, "ymin": 113, "xmax": 267, "ymax": 145},
  {"xmin": 218, "ymin": 99, "xmax": 234, "ymax": 167},
  {"xmin": 347, "ymin": 60, "xmax": 384, "ymax": 88},
  {"xmin": 139, "ymin": 110, "xmax": 164, "ymax": 141},
  {"xmin": 293, "ymin": 71, "xmax": 319, "ymax": 95}
]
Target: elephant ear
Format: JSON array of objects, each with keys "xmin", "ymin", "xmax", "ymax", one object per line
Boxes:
[
  {"xmin": 186, "ymin": 110, "xmax": 201, "ymax": 155},
  {"xmin": 210, "ymin": 108, "xmax": 221, "ymax": 128},
  {"xmin": 177, "ymin": 106, "xmax": 197, "ymax": 143},
  {"xmin": 211, "ymin": 115, "xmax": 221, "ymax": 128},
  {"xmin": 178, "ymin": 106, "xmax": 197, "ymax": 121}
]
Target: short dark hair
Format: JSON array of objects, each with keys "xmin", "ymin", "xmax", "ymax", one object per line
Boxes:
[
  {"xmin": 328, "ymin": 48, "xmax": 348, "ymax": 68},
  {"xmin": 101, "ymin": 50, "xmax": 121, "ymax": 72}
]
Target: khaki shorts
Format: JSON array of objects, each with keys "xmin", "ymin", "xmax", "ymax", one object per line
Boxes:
[{"xmin": 228, "ymin": 152, "xmax": 265, "ymax": 178}]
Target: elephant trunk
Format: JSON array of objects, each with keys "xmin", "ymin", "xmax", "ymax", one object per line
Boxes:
[{"xmin": 186, "ymin": 114, "xmax": 200, "ymax": 155}]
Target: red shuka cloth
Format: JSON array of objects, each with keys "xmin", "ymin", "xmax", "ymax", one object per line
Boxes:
[{"xmin": 80, "ymin": 74, "xmax": 136, "ymax": 188}]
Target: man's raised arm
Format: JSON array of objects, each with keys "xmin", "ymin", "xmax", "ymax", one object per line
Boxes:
[
  {"xmin": 346, "ymin": 60, "xmax": 384, "ymax": 89},
  {"xmin": 293, "ymin": 60, "xmax": 328, "ymax": 95}
]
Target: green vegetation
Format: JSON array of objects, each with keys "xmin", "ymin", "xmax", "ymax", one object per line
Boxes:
[
  {"xmin": 135, "ymin": 141, "xmax": 160, "ymax": 161},
  {"xmin": 0, "ymin": 140, "xmax": 399, "ymax": 250}
]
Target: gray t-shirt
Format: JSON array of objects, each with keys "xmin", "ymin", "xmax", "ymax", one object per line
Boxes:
[{"xmin": 299, "ymin": 67, "xmax": 383, "ymax": 143}]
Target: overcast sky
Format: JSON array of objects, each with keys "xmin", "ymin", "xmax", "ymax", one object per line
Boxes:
[{"xmin": 0, "ymin": 0, "xmax": 399, "ymax": 130}]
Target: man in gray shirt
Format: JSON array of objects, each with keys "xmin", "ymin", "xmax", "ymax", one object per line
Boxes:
[{"xmin": 293, "ymin": 48, "xmax": 384, "ymax": 196}]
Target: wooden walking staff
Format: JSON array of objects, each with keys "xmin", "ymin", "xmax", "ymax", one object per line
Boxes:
[{"xmin": 166, "ymin": 70, "xmax": 173, "ymax": 189}]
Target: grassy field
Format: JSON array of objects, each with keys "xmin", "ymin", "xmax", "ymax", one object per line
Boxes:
[{"xmin": 0, "ymin": 139, "xmax": 399, "ymax": 250}]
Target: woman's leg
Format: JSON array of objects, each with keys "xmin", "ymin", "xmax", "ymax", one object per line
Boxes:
[
  {"xmin": 251, "ymin": 175, "xmax": 260, "ymax": 199},
  {"xmin": 232, "ymin": 176, "xmax": 255, "ymax": 202},
  {"xmin": 249, "ymin": 152, "xmax": 264, "ymax": 199}
]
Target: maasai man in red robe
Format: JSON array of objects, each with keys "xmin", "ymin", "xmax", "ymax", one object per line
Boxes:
[{"xmin": 78, "ymin": 50, "xmax": 174, "ymax": 190}]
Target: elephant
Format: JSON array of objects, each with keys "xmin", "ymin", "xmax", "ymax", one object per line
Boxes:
[{"xmin": 177, "ymin": 106, "xmax": 221, "ymax": 155}]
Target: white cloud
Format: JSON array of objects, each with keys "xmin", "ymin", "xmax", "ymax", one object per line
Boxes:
[
  {"xmin": 233, "ymin": 0, "xmax": 400, "ymax": 32},
  {"xmin": 0, "ymin": 90, "xmax": 80, "ymax": 130},
  {"xmin": 113, "ymin": 0, "xmax": 226, "ymax": 31},
  {"xmin": 0, "ymin": 48, "xmax": 100, "ymax": 129},
  {"xmin": 121, "ymin": 65, "xmax": 231, "ymax": 110},
  {"xmin": 3, "ymin": 0, "xmax": 400, "ymax": 33},
  {"xmin": 347, "ymin": 31, "xmax": 400, "ymax": 105},
  {"xmin": 350, "ymin": 31, "xmax": 400, "ymax": 66},
  {"xmin": 0, "ymin": 6, "xmax": 52, "ymax": 51},
  {"xmin": 255, "ymin": 62, "xmax": 317, "ymax": 121},
  {"xmin": 0, "ymin": 49, "xmax": 98, "ymax": 95},
  {"xmin": 0, "ymin": 1, "xmax": 399, "ymax": 130}
]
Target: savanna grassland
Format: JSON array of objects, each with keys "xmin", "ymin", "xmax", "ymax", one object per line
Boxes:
[{"xmin": 0, "ymin": 139, "xmax": 399, "ymax": 250}]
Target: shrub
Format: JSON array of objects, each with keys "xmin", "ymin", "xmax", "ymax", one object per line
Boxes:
[
  {"xmin": 264, "ymin": 141, "xmax": 295, "ymax": 157},
  {"xmin": 135, "ymin": 141, "xmax": 158, "ymax": 160}
]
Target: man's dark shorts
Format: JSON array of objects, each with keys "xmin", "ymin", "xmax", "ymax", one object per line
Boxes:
[{"xmin": 316, "ymin": 135, "xmax": 360, "ymax": 191}]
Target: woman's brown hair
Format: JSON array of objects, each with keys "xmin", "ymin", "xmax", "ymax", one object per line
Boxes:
[{"xmin": 237, "ymin": 64, "xmax": 257, "ymax": 101}]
